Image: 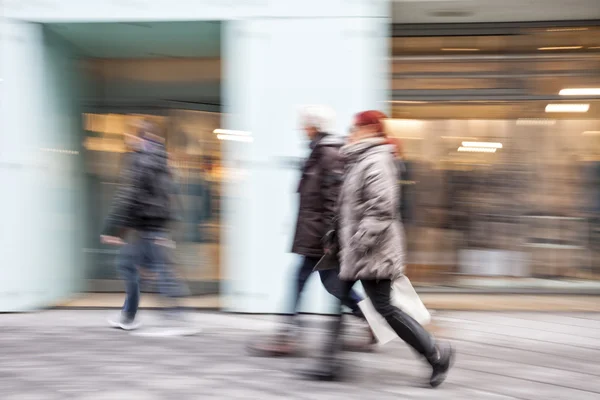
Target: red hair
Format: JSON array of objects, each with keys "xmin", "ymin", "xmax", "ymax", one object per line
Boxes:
[{"xmin": 354, "ymin": 110, "xmax": 388, "ymax": 136}]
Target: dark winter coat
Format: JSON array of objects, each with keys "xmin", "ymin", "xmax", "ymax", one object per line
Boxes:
[
  {"xmin": 103, "ymin": 138, "xmax": 175, "ymax": 236},
  {"xmin": 291, "ymin": 133, "xmax": 344, "ymax": 258}
]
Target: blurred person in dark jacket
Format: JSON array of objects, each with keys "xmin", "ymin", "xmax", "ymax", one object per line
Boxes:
[
  {"xmin": 248, "ymin": 105, "xmax": 372, "ymax": 356},
  {"xmin": 301, "ymin": 111, "xmax": 454, "ymax": 385},
  {"xmin": 101, "ymin": 122, "xmax": 188, "ymax": 331}
]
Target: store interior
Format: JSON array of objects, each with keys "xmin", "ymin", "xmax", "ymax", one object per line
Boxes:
[
  {"xmin": 44, "ymin": 19, "xmax": 600, "ymax": 294},
  {"xmin": 387, "ymin": 23, "xmax": 600, "ymax": 290},
  {"xmin": 46, "ymin": 21, "xmax": 225, "ymax": 294}
]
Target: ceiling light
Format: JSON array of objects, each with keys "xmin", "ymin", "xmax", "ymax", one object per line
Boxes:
[
  {"xmin": 538, "ymin": 46, "xmax": 583, "ymax": 51},
  {"xmin": 441, "ymin": 48, "xmax": 480, "ymax": 52},
  {"xmin": 217, "ymin": 134, "xmax": 254, "ymax": 143},
  {"xmin": 516, "ymin": 118, "xmax": 557, "ymax": 126},
  {"xmin": 590, "ymin": 47, "xmax": 600, "ymax": 49},
  {"xmin": 214, "ymin": 129, "xmax": 251, "ymax": 136},
  {"xmin": 457, "ymin": 147, "xmax": 497, "ymax": 153},
  {"xmin": 582, "ymin": 131, "xmax": 600, "ymax": 135},
  {"xmin": 559, "ymin": 88, "xmax": 600, "ymax": 96},
  {"xmin": 545, "ymin": 104, "xmax": 589, "ymax": 113},
  {"xmin": 546, "ymin": 27, "xmax": 589, "ymax": 32},
  {"xmin": 462, "ymin": 141, "xmax": 503, "ymax": 149}
]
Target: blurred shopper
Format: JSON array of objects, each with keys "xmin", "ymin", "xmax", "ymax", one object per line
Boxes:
[
  {"xmin": 302, "ymin": 111, "xmax": 454, "ymax": 386},
  {"xmin": 101, "ymin": 122, "xmax": 187, "ymax": 331},
  {"xmin": 248, "ymin": 105, "xmax": 373, "ymax": 356}
]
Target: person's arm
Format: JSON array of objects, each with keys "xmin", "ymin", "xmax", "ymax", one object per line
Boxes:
[
  {"xmin": 353, "ymin": 155, "xmax": 397, "ymax": 252},
  {"xmin": 320, "ymin": 148, "xmax": 344, "ymax": 253},
  {"xmin": 102, "ymin": 154, "xmax": 142, "ymax": 237},
  {"xmin": 321, "ymin": 148, "xmax": 344, "ymax": 232}
]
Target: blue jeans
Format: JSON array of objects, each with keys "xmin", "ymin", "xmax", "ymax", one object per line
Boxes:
[
  {"xmin": 289, "ymin": 256, "xmax": 364, "ymax": 317},
  {"xmin": 116, "ymin": 231, "xmax": 185, "ymax": 319}
]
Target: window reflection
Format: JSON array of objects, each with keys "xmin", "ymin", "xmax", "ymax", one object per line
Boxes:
[{"xmin": 82, "ymin": 111, "xmax": 223, "ymax": 293}]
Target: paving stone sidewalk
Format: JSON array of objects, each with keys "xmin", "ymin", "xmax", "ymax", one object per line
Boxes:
[{"xmin": 1, "ymin": 310, "xmax": 599, "ymax": 399}]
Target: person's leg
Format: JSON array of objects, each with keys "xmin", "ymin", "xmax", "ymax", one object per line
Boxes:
[
  {"xmin": 288, "ymin": 256, "xmax": 318, "ymax": 317},
  {"xmin": 247, "ymin": 257, "xmax": 318, "ymax": 356},
  {"xmin": 109, "ymin": 236, "xmax": 142, "ymax": 329},
  {"xmin": 299, "ymin": 279, "xmax": 354, "ymax": 381},
  {"xmin": 318, "ymin": 269, "xmax": 364, "ymax": 317},
  {"xmin": 142, "ymin": 231, "xmax": 187, "ymax": 314},
  {"xmin": 361, "ymin": 279, "xmax": 434, "ymax": 355},
  {"xmin": 361, "ymin": 279, "xmax": 454, "ymax": 387},
  {"xmin": 118, "ymin": 242, "xmax": 141, "ymax": 319},
  {"xmin": 322, "ymin": 279, "xmax": 353, "ymax": 356}
]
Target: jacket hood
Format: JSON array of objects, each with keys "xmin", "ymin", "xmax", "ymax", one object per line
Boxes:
[
  {"xmin": 140, "ymin": 137, "xmax": 169, "ymax": 172},
  {"xmin": 341, "ymin": 137, "xmax": 393, "ymax": 163}
]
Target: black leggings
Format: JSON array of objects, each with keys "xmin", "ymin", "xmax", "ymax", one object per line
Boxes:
[
  {"xmin": 326, "ymin": 279, "xmax": 436, "ymax": 359},
  {"xmin": 289, "ymin": 256, "xmax": 363, "ymax": 316}
]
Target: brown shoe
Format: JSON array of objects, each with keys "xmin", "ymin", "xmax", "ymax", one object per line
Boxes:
[{"xmin": 247, "ymin": 333, "xmax": 298, "ymax": 357}]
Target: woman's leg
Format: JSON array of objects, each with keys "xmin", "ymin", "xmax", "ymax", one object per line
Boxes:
[
  {"xmin": 361, "ymin": 279, "xmax": 435, "ymax": 356},
  {"xmin": 361, "ymin": 279, "xmax": 454, "ymax": 387}
]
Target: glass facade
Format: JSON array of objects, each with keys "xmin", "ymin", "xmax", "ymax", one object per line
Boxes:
[
  {"xmin": 389, "ymin": 24, "xmax": 600, "ymax": 291},
  {"xmin": 82, "ymin": 111, "xmax": 223, "ymax": 294}
]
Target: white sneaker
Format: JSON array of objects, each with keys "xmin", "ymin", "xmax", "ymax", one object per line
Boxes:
[
  {"xmin": 131, "ymin": 313, "xmax": 200, "ymax": 337},
  {"xmin": 108, "ymin": 312, "xmax": 141, "ymax": 331}
]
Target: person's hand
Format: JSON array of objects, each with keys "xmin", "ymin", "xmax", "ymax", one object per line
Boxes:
[
  {"xmin": 322, "ymin": 229, "xmax": 337, "ymax": 255},
  {"xmin": 100, "ymin": 235, "xmax": 124, "ymax": 246}
]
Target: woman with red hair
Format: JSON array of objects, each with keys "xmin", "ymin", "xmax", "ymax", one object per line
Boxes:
[{"xmin": 305, "ymin": 110, "xmax": 454, "ymax": 386}]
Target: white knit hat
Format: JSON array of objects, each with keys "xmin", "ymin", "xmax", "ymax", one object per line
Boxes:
[{"xmin": 299, "ymin": 105, "xmax": 336, "ymax": 133}]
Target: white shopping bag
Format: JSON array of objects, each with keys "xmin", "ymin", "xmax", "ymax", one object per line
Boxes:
[
  {"xmin": 358, "ymin": 276, "xmax": 431, "ymax": 345},
  {"xmin": 358, "ymin": 297, "xmax": 397, "ymax": 345},
  {"xmin": 391, "ymin": 276, "xmax": 431, "ymax": 326}
]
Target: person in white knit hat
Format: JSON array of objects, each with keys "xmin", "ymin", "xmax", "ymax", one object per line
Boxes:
[{"xmin": 247, "ymin": 105, "xmax": 374, "ymax": 356}]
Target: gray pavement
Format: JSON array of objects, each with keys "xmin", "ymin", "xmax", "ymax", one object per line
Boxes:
[{"xmin": 1, "ymin": 310, "xmax": 600, "ymax": 399}]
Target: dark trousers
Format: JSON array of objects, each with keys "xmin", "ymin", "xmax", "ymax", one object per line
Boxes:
[
  {"xmin": 325, "ymin": 279, "xmax": 436, "ymax": 359},
  {"xmin": 289, "ymin": 256, "xmax": 363, "ymax": 317},
  {"xmin": 117, "ymin": 231, "xmax": 186, "ymax": 319}
]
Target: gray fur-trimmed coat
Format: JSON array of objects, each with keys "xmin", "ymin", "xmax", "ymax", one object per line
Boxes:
[{"xmin": 338, "ymin": 138, "xmax": 406, "ymax": 281}]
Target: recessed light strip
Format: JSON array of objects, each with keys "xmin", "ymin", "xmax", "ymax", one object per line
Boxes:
[
  {"xmin": 214, "ymin": 129, "xmax": 251, "ymax": 136},
  {"xmin": 545, "ymin": 104, "xmax": 590, "ymax": 113},
  {"xmin": 559, "ymin": 88, "xmax": 600, "ymax": 96},
  {"xmin": 217, "ymin": 134, "xmax": 254, "ymax": 142},
  {"xmin": 457, "ymin": 147, "xmax": 497, "ymax": 153},
  {"xmin": 441, "ymin": 48, "xmax": 480, "ymax": 52},
  {"xmin": 516, "ymin": 119, "xmax": 557, "ymax": 126},
  {"xmin": 538, "ymin": 46, "xmax": 583, "ymax": 51},
  {"xmin": 462, "ymin": 141, "xmax": 503, "ymax": 149}
]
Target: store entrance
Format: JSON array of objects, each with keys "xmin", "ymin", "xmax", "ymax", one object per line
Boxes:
[{"xmin": 46, "ymin": 22, "xmax": 224, "ymax": 295}]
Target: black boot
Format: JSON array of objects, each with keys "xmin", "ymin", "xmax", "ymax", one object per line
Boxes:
[
  {"xmin": 299, "ymin": 315, "xmax": 345, "ymax": 381},
  {"xmin": 298, "ymin": 355, "xmax": 344, "ymax": 382},
  {"xmin": 428, "ymin": 341, "xmax": 455, "ymax": 388}
]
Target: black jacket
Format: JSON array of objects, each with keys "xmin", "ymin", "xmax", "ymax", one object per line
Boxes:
[
  {"xmin": 291, "ymin": 133, "xmax": 344, "ymax": 258},
  {"xmin": 103, "ymin": 139, "xmax": 175, "ymax": 236}
]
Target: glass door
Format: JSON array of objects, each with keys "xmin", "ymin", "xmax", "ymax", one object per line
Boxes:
[{"xmin": 82, "ymin": 110, "xmax": 223, "ymax": 295}]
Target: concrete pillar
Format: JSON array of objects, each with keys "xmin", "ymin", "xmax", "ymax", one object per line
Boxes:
[
  {"xmin": 222, "ymin": 6, "xmax": 390, "ymax": 313},
  {"xmin": 0, "ymin": 19, "xmax": 86, "ymax": 311}
]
